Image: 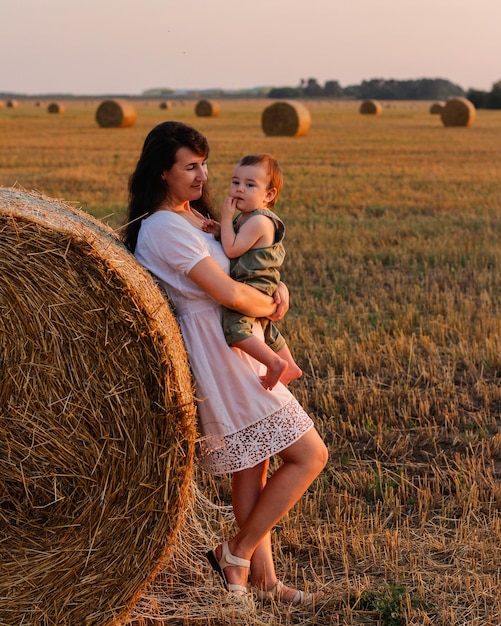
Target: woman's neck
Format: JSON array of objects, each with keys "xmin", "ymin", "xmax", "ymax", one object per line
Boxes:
[
  {"xmin": 157, "ymin": 199, "xmax": 205, "ymax": 230},
  {"xmin": 158, "ymin": 198, "xmax": 190, "ymax": 213}
]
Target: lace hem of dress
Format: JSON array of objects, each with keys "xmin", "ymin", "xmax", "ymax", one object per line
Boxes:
[{"xmin": 197, "ymin": 398, "xmax": 314, "ymax": 475}]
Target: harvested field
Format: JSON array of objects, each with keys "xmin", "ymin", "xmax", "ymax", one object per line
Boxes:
[{"xmin": 1, "ymin": 99, "xmax": 501, "ymax": 625}]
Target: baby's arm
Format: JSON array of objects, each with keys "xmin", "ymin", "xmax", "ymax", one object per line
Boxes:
[
  {"xmin": 219, "ymin": 196, "xmax": 240, "ymax": 257},
  {"xmin": 220, "ymin": 197, "xmax": 274, "ymax": 259}
]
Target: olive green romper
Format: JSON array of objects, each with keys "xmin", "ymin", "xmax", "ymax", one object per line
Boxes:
[{"xmin": 222, "ymin": 208, "xmax": 286, "ymax": 352}]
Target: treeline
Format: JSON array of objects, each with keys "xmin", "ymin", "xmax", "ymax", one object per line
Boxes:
[
  {"xmin": 268, "ymin": 77, "xmax": 501, "ymax": 107},
  {"xmin": 466, "ymin": 81, "xmax": 501, "ymax": 109},
  {"xmin": 268, "ymin": 77, "xmax": 466, "ymax": 100}
]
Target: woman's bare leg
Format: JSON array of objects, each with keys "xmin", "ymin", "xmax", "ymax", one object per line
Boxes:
[
  {"xmin": 214, "ymin": 428, "xmax": 328, "ymax": 590},
  {"xmin": 233, "ymin": 464, "xmax": 316, "ymax": 603},
  {"xmin": 232, "ymin": 461, "xmax": 276, "ymax": 586}
]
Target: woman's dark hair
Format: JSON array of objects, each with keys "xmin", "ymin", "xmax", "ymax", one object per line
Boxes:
[{"xmin": 123, "ymin": 121, "xmax": 214, "ymax": 252}]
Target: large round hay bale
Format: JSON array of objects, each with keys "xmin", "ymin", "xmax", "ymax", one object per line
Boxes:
[
  {"xmin": 440, "ymin": 97, "xmax": 476, "ymax": 127},
  {"xmin": 0, "ymin": 187, "xmax": 197, "ymax": 626},
  {"xmin": 359, "ymin": 99, "xmax": 382, "ymax": 115},
  {"xmin": 95, "ymin": 99, "xmax": 137, "ymax": 128},
  {"xmin": 194, "ymin": 99, "xmax": 220, "ymax": 117},
  {"xmin": 261, "ymin": 100, "xmax": 311, "ymax": 137},
  {"xmin": 6, "ymin": 99, "xmax": 19, "ymax": 108},
  {"xmin": 47, "ymin": 102, "xmax": 64, "ymax": 114},
  {"xmin": 429, "ymin": 101, "xmax": 444, "ymax": 114},
  {"xmin": 159, "ymin": 100, "xmax": 172, "ymax": 110}
]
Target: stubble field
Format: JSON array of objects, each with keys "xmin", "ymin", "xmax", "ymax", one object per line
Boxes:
[{"xmin": 1, "ymin": 98, "xmax": 501, "ymax": 625}]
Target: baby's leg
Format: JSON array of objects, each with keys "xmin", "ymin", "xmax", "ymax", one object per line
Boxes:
[
  {"xmin": 276, "ymin": 343, "xmax": 302, "ymax": 385},
  {"xmin": 232, "ymin": 336, "xmax": 287, "ymax": 390}
]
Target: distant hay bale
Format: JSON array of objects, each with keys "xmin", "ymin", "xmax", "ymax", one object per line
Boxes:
[
  {"xmin": 0, "ymin": 187, "xmax": 197, "ymax": 626},
  {"xmin": 159, "ymin": 100, "xmax": 172, "ymax": 110},
  {"xmin": 6, "ymin": 99, "xmax": 18, "ymax": 108},
  {"xmin": 359, "ymin": 100, "xmax": 382, "ymax": 115},
  {"xmin": 0, "ymin": 101, "xmax": 4, "ymax": 109},
  {"xmin": 440, "ymin": 97, "xmax": 476, "ymax": 127},
  {"xmin": 95, "ymin": 99, "xmax": 137, "ymax": 128},
  {"xmin": 261, "ymin": 100, "xmax": 311, "ymax": 137},
  {"xmin": 430, "ymin": 102, "xmax": 444, "ymax": 114},
  {"xmin": 47, "ymin": 102, "xmax": 64, "ymax": 114},
  {"xmin": 194, "ymin": 99, "xmax": 220, "ymax": 117}
]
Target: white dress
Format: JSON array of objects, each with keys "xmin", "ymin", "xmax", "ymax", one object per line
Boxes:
[{"xmin": 135, "ymin": 210, "xmax": 313, "ymax": 475}]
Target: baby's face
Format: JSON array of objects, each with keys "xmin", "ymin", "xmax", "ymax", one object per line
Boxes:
[{"xmin": 229, "ymin": 164, "xmax": 275, "ymax": 213}]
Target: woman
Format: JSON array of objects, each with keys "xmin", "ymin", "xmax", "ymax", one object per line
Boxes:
[{"xmin": 123, "ymin": 121, "xmax": 328, "ymax": 605}]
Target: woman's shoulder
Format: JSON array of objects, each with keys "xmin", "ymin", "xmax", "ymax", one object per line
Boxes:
[
  {"xmin": 142, "ymin": 211, "xmax": 194, "ymax": 237},
  {"xmin": 137, "ymin": 211, "xmax": 215, "ymax": 275},
  {"xmin": 145, "ymin": 210, "xmax": 181, "ymax": 225}
]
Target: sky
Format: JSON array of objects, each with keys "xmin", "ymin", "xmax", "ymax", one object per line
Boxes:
[{"xmin": 2, "ymin": 0, "xmax": 500, "ymax": 96}]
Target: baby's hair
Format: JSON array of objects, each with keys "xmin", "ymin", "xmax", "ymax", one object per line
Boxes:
[{"xmin": 237, "ymin": 153, "xmax": 283, "ymax": 207}]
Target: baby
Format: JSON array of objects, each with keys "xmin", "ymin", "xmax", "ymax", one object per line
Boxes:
[{"xmin": 204, "ymin": 153, "xmax": 302, "ymax": 390}]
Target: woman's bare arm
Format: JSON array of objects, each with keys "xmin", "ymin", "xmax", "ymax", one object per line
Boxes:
[{"xmin": 188, "ymin": 256, "xmax": 277, "ymax": 318}]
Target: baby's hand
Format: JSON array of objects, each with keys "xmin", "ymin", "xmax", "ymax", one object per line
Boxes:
[
  {"xmin": 202, "ymin": 218, "xmax": 221, "ymax": 238},
  {"xmin": 221, "ymin": 196, "xmax": 238, "ymax": 219}
]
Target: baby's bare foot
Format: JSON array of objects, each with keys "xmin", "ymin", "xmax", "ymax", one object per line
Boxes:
[
  {"xmin": 280, "ymin": 363, "xmax": 303, "ymax": 386},
  {"xmin": 260, "ymin": 358, "xmax": 288, "ymax": 390}
]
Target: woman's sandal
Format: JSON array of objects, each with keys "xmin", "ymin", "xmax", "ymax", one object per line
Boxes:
[
  {"xmin": 252, "ymin": 580, "xmax": 321, "ymax": 606},
  {"xmin": 206, "ymin": 541, "xmax": 251, "ymax": 596}
]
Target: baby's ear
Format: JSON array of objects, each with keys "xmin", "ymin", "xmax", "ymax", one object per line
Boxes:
[{"xmin": 265, "ymin": 187, "xmax": 278, "ymax": 205}]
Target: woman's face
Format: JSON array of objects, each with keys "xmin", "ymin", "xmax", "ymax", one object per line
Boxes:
[{"xmin": 162, "ymin": 147, "xmax": 208, "ymax": 205}]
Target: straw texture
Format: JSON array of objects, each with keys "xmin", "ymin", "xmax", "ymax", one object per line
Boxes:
[
  {"xmin": 359, "ymin": 100, "xmax": 382, "ymax": 115},
  {"xmin": 261, "ymin": 101, "xmax": 311, "ymax": 137},
  {"xmin": 47, "ymin": 102, "xmax": 65, "ymax": 114},
  {"xmin": 0, "ymin": 187, "xmax": 197, "ymax": 626},
  {"xmin": 194, "ymin": 99, "xmax": 220, "ymax": 117},
  {"xmin": 440, "ymin": 97, "xmax": 476, "ymax": 127},
  {"xmin": 429, "ymin": 102, "xmax": 444, "ymax": 114},
  {"xmin": 95, "ymin": 100, "xmax": 137, "ymax": 128}
]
